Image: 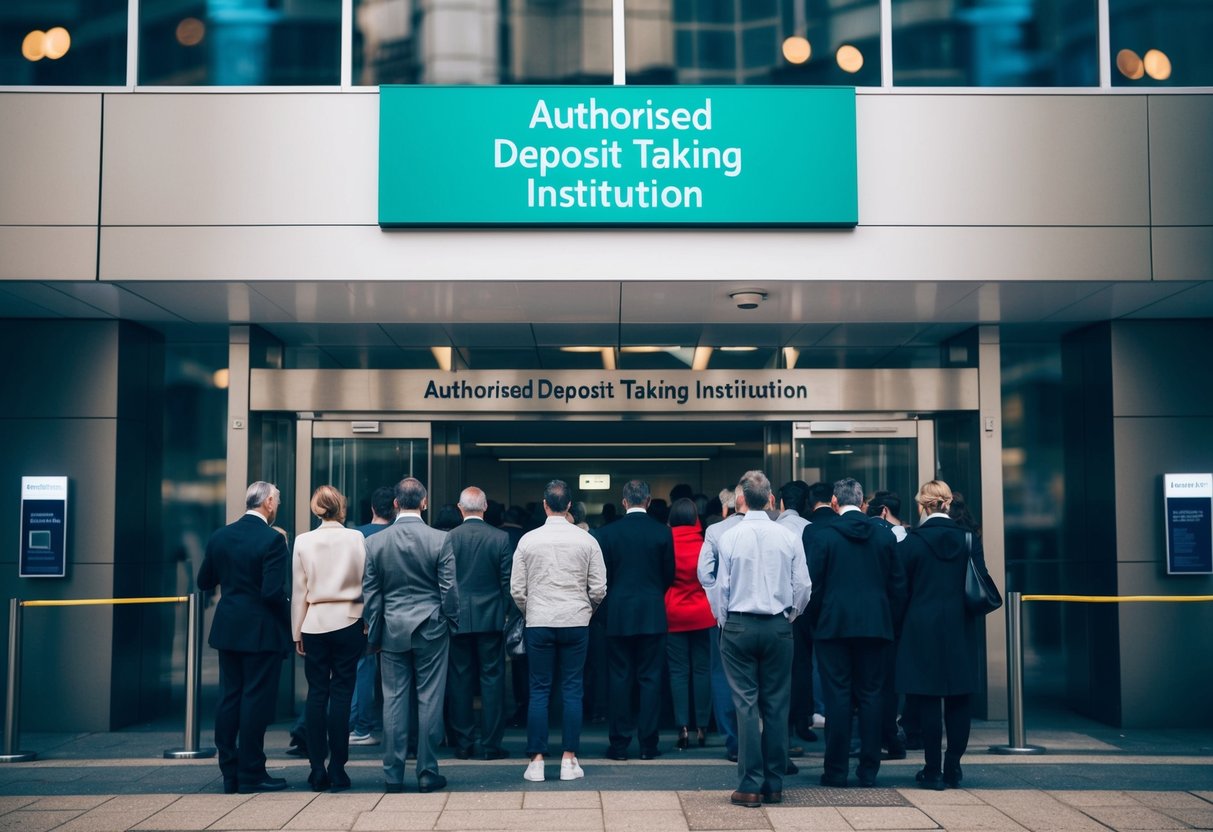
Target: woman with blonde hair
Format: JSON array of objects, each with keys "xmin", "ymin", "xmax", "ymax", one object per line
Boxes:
[
  {"xmin": 292, "ymin": 485, "xmax": 367, "ymax": 791},
  {"xmin": 895, "ymin": 479, "xmax": 996, "ymax": 790}
]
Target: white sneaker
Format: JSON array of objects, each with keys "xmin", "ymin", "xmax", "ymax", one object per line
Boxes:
[
  {"xmin": 523, "ymin": 758, "xmax": 545, "ymax": 782},
  {"xmin": 560, "ymin": 757, "xmax": 584, "ymax": 781},
  {"xmin": 812, "ymin": 713, "xmax": 826, "ymax": 729},
  {"xmin": 349, "ymin": 731, "xmax": 380, "ymax": 746}
]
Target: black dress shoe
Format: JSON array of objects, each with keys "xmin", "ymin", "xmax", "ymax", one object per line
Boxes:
[
  {"xmin": 730, "ymin": 791, "xmax": 761, "ymax": 808},
  {"xmin": 308, "ymin": 771, "xmax": 330, "ymax": 792},
  {"xmin": 284, "ymin": 745, "xmax": 307, "ymax": 758},
  {"xmin": 762, "ymin": 791, "xmax": 783, "ymax": 804},
  {"xmin": 239, "ymin": 776, "xmax": 288, "ymax": 794},
  {"xmin": 786, "ymin": 760, "xmax": 799, "ymax": 775},
  {"xmin": 820, "ymin": 774, "xmax": 848, "ymax": 788},
  {"xmin": 222, "ymin": 778, "xmax": 238, "ymax": 794},
  {"xmin": 639, "ymin": 748, "xmax": 662, "ymax": 760},
  {"xmin": 453, "ymin": 747, "xmax": 473, "ymax": 760},
  {"xmin": 727, "ymin": 751, "xmax": 738, "ymax": 763},
  {"xmin": 328, "ymin": 769, "xmax": 351, "ymax": 792},
  {"xmin": 482, "ymin": 748, "xmax": 510, "ymax": 760},
  {"xmin": 384, "ymin": 782, "xmax": 404, "ymax": 793},
  {"xmin": 857, "ymin": 776, "xmax": 876, "ymax": 788},
  {"xmin": 943, "ymin": 765, "xmax": 962, "ymax": 788},
  {"xmin": 417, "ymin": 773, "xmax": 447, "ymax": 793},
  {"xmin": 788, "ymin": 745, "xmax": 805, "ymax": 757},
  {"xmin": 604, "ymin": 749, "xmax": 628, "ymax": 761}
]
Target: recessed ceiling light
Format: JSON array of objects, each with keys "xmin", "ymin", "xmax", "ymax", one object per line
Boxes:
[
  {"xmin": 719, "ymin": 346, "xmax": 758, "ymax": 352},
  {"xmin": 620, "ymin": 346, "xmax": 679, "ymax": 353},
  {"xmin": 559, "ymin": 346, "xmax": 606, "ymax": 353},
  {"xmin": 827, "ymin": 448, "xmax": 854, "ymax": 455}
]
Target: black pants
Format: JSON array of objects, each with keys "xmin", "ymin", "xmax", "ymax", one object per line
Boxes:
[
  {"xmin": 302, "ymin": 620, "xmax": 366, "ymax": 779},
  {"xmin": 816, "ymin": 637, "xmax": 887, "ymax": 783},
  {"xmin": 607, "ymin": 632, "xmax": 666, "ymax": 754},
  {"xmin": 215, "ymin": 649, "xmax": 283, "ymax": 786},
  {"xmin": 789, "ymin": 616, "xmax": 814, "ymax": 733},
  {"xmin": 448, "ymin": 631, "xmax": 507, "ymax": 754},
  {"xmin": 908, "ymin": 693, "xmax": 972, "ymax": 778}
]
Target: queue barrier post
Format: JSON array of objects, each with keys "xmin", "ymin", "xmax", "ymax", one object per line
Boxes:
[
  {"xmin": 0, "ymin": 599, "xmax": 35, "ymax": 763},
  {"xmin": 164, "ymin": 592, "xmax": 216, "ymax": 759},
  {"xmin": 0, "ymin": 595, "xmax": 214, "ymax": 763},
  {"xmin": 989, "ymin": 591, "xmax": 1045, "ymax": 755}
]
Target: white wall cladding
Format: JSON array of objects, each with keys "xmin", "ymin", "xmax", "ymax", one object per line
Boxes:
[{"xmin": 0, "ymin": 90, "xmax": 1209, "ymax": 284}]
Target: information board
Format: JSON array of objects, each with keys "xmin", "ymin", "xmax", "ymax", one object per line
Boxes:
[
  {"xmin": 1164, "ymin": 474, "xmax": 1213, "ymax": 575},
  {"xmin": 20, "ymin": 476, "xmax": 68, "ymax": 578}
]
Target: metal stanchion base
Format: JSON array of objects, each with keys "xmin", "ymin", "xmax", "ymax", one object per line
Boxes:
[
  {"xmin": 989, "ymin": 744, "xmax": 1047, "ymax": 755},
  {"xmin": 0, "ymin": 752, "xmax": 37, "ymax": 763},
  {"xmin": 164, "ymin": 747, "xmax": 216, "ymax": 760}
]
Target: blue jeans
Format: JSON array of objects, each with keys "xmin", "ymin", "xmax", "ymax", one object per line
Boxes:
[
  {"xmin": 349, "ymin": 653, "xmax": 378, "ymax": 734},
  {"xmin": 709, "ymin": 626, "xmax": 738, "ymax": 755},
  {"xmin": 525, "ymin": 626, "xmax": 589, "ymax": 757}
]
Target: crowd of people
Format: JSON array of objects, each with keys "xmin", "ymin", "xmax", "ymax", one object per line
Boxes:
[{"xmin": 196, "ymin": 471, "xmax": 995, "ymax": 806}]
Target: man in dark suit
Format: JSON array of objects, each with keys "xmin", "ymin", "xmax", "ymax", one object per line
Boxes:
[
  {"xmin": 363, "ymin": 477, "xmax": 459, "ymax": 794},
  {"xmin": 805, "ymin": 478, "xmax": 906, "ymax": 788},
  {"xmin": 593, "ymin": 479, "xmax": 675, "ymax": 760},
  {"xmin": 198, "ymin": 481, "xmax": 292, "ymax": 794},
  {"xmin": 444, "ymin": 485, "xmax": 513, "ymax": 760}
]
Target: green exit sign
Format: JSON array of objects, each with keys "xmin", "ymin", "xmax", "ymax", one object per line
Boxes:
[{"xmin": 379, "ymin": 86, "xmax": 857, "ymax": 227}]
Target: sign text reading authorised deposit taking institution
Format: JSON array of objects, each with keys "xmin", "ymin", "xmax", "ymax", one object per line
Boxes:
[{"xmin": 378, "ymin": 86, "xmax": 857, "ymax": 226}]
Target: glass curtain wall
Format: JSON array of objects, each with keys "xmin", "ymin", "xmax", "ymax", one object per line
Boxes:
[
  {"xmin": 626, "ymin": 0, "xmax": 881, "ymax": 86},
  {"xmin": 891, "ymin": 0, "xmax": 1099, "ymax": 86},
  {"xmin": 354, "ymin": 0, "xmax": 613, "ymax": 85},
  {"xmin": 1, "ymin": 0, "xmax": 128, "ymax": 85},
  {"xmin": 1110, "ymin": 0, "xmax": 1213, "ymax": 87}
]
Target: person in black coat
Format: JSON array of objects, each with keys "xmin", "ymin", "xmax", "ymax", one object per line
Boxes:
[
  {"xmin": 895, "ymin": 479, "xmax": 994, "ymax": 790},
  {"xmin": 198, "ymin": 481, "xmax": 292, "ymax": 794},
  {"xmin": 593, "ymin": 479, "xmax": 676, "ymax": 759},
  {"xmin": 805, "ymin": 478, "xmax": 906, "ymax": 788}
]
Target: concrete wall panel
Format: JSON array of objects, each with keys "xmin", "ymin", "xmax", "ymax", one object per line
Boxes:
[
  {"xmin": 101, "ymin": 93, "xmax": 378, "ymax": 226},
  {"xmin": 857, "ymin": 94, "xmax": 1150, "ymax": 227},
  {"xmin": 100, "ymin": 224, "xmax": 1152, "ymax": 283},
  {"xmin": 0, "ymin": 94, "xmax": 101, "ymax": 226},
  {"xmin": 0, "ymin": 227, "xmax": 98, "ymax": 280},
  {"xmin": 1148, "ymin": 95, "xmax": 1213, "ymax": 226},
  {"xmin": 1151, "ymin": 226, "xmax": 1213, "ymax": 282},
  {"xmin": 1110, "ymin": 321, "xmax": 1213, "ymax": 417},
  {"xmin": 0, "ymin": 321, "xmax": 119, "ymax": 418}
]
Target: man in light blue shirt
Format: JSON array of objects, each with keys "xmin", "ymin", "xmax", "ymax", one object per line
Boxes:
[{"xmin": 700, "ymin": 471, "xmax": 810, "ymax": 808}]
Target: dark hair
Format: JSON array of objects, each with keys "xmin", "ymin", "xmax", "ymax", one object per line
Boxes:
[
  {"xmin": 866, "ymin": 490, "xmax": 901, "ymax": 518},
  {"xmin": 485, "ymin": 499, "xmax": 505, "ymax": 526},
  {"xmin": 622, "ymin": 479, "xmax": 651, "ymax": 507},
  {"xmin": 669, "ymin": 483, "xmax": 694, "ymax": 503},
  {"xmin": 371, "ymin": 486, "xmax": 395, "ymax": 521},
  {"xmin": 808, "ymin": 481, "xmax": 833, "ymax": 507},
  {"xmin": 739, "ymin": 470, "xmax": 772, "ymax": 512},
  {"xmin": 668, "ymin": 497, "xmax": 699, "ymax": 528},
  {"xmin": 434, "ymin": 504, "xmax": 462, "ymax": 531},
  {"xmin": 948, "ymin": 490, "xmax": 981, "ymax": 536},
  {"xmin": 395, "ymin": 477, "xmax": 426, "ymax": 511},
  {"xmin": 544, "ymin": 479, "xmax": 572, "ymax": 513},
  {"xmin": 647, "ymin": 498, "xmax": 669, "ymax": 524},
  {"xmin": 779, "ymin": 481, "xmax": 808, "ymax": 514}
]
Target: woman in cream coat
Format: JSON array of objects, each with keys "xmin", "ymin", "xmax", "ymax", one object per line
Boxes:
[{"xmin": 292, "ymin": 485, "xmax": 367, "ymax": 792}]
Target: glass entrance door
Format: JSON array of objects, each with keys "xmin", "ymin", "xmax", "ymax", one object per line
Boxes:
[
  {"xmin": 793, "ymin": 421, "xmax": 935, "ymax": 519},
  {"xmin": 297, "ymin": 421, "xmax": 430, "ymax": 532}
]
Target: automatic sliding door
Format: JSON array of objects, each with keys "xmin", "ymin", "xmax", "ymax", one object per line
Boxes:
[{"xmin": 793, "ymin": 421, "xmax": 933, "ymax": 516}]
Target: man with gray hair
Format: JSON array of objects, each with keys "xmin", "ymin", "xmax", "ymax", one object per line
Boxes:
[
  {"xmin": 443, "ymin": 486, "xmax": 513, "ymax": 761},
  {"xmin": 363, "ymin": 477, "xmax": 459, "ymax": 794},
  {"xmin": 805, "ymin": 477, "xmax": 906, "ymax": 788},
  {"xmin": 700, "ymin": 471, "xmax": 810, "ymax": 808},
  {"xmin": 198, "ymin": 481, "xmax": 292, "ymax": 794}
]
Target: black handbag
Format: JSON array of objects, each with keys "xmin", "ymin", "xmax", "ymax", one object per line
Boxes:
[
  {"xmin": 963, "ymin": 531, "xmax": 1003, "ymax": 616},
  {"xmin": 504, "ymin": 614, "xmax": 526, "ymax": 657}
]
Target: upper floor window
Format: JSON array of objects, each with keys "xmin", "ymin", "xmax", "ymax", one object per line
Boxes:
[
  {"xmin": 1, "ymin": 0, "xmax": 128, "ymax": 85},
  {"xmin": 1110, "ymin": 0, "xmax": 1213, "ymax": 87}
]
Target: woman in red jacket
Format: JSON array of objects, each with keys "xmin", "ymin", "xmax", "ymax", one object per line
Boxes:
[{"xmin": 665, "ymin": 497, "xmax": 718, "ymax": 749}]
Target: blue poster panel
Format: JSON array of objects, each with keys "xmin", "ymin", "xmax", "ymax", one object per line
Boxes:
[
  {"xmin": 1164, "ymin": 474, "xmax": 1213, "ymax": 575},
  {"xmin": 20, "ymin": 476, "xmax": 67, "ymax": 578}
]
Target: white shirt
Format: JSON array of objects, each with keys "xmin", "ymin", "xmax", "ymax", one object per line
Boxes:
[{"xmin": 707, "ymin": 510, "xmax": 811, "ymax": 627}]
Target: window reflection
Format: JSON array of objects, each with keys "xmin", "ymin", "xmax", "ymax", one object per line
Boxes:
[
  {"xmin": 626, "ymin": 0, "xmax": 880, "ymax": 86},
  {"xmin": 1, "ymin": 0, "xmax": 127, "ymax": 85},
  {"xmin": 354, "ymin": 0, "xmax": 612, "ymax": 85},
  {"xmin": 1110, "ymin": 0, "xmax": 1213, "ymax": 86},
  {"xmin": 139, "ymin": 0, "xmax": 341, "ymax": 85},
  {"xmin": 892, "ymin": 0, "xmax": 1098, "ymax": 86}
]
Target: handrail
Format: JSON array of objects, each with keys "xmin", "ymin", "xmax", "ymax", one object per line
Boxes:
[
  {"xmin": 990, "ymin": 591, "xmax": 1213, "ymax": 756},
  {"xmin": 0, "ymin": 594, "xmax": 215, "ymax": 763}
]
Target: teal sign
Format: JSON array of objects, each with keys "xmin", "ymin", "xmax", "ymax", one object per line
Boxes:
[{"xmin": 379, "ymin": 86, "xmax": 857, "ymax": 226}]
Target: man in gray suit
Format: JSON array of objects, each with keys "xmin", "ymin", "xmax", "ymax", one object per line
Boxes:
[
  {"xmin": 444, "ymin": 485, "xmax": 513, "ymax": 760},
  {"xmin": 363, "ymin": 477, "xmax": 459, "ymax": 794}
]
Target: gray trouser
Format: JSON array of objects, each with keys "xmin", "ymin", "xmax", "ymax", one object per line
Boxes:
[
  {"xmin": 719, "ymin": 612, "xmax": 793, "ymax": 795},
  {"xmin": 380, "ymin": 633, "xmax": 450, "ymax": 784}
]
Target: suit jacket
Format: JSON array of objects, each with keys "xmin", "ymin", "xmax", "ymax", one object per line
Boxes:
[
  {"xmin": 362, "ymin": 514, "xmax": 459, "ymax": 652},
  {"xmin": 805, "ymin": 509, "xmax": 906, "ymax": 641},
  {"xmin": 593, "ymin": 510, "xmax": 675, "ymax": 636},
  {"xmin": 442, "ymin": 517, "xmax": 512, "ymax": 634},
  {"xmin": 198, "ymin": 513, "xmax": 291, "ymax": 654}
]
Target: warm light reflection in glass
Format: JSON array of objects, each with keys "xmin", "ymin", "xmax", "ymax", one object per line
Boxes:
[
  {"xmin": 431, "ymin": 346, "xmax": 452, "ymax": 371},
  {"xmin": 692, "ymin": 346, "xmax": 712, "ymax": 370},
  {"xmin": 782, "ymin": 36, "xmax": 811, "ymax": 65},
  {"xmin": 1116, "ymin": 48, "xmax": 1144, "ymax": 79},
  {"xmin": 1143, "ymin": 49, "xmax": 1172, "ymax": 80},
  {"xmin": 836, "ymin": 44, "xmax": 863, "ymax": 74},
  {"xmin": 43, "ymin": 27, "xmax": 70, "ymax": 59},
  {"xmin": 719, "ymin": 346, "xmax": 758, "ymax": 352},
  {"xmin": 211, "ymin": 368, "xmax": 230, "ymax": 389},
  {"xmin": 22, "ymin": 30, "xmax": 45, "ymax": 61},
  {"xmin": 559, "ymin": 346, "xmax": 606, "ymax": 353},
  {"xmin": 176, "ymin": 17, "xmax": 206, "ymax": 47}
]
